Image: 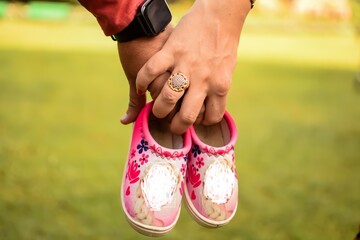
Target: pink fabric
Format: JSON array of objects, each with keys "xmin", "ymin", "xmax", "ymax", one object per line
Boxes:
[{"xmin": 78, "ymin": 0, "xmax": 144, "ymax": 36}]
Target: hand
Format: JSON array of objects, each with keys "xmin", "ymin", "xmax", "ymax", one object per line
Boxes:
[
  {"xmin": 136, "ymin": 0, "xmax": 251, "ymax": 134},
  {"xmin": 118, "ymin": 25, "xmax": 173, "ymax": 124}
]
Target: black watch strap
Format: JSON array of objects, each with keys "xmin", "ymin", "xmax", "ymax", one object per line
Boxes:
[
  {"xmin": 111, "ymin": 0, "xmax": 171, "ymax": 42},
  {"xmin": 111, "ymin": 16, "xmax": 144, "ymax": 42}
]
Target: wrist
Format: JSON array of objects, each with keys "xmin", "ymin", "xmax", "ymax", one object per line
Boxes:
[
  {"xmin": 191, "ymin": 0, "xmax": 250, "ymax": 38},
  {"xmin": 112, "ymin": 0, "xmax": 172, "ymax": 42},
  {"xmin": 194, "ymin": 0, "xmax": 250, "ymax": 24}
]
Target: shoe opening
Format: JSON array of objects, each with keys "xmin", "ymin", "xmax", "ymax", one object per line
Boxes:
[
  {"xmin": 148, "ymin": 113, "xmax": 183, "ymax": 149},
  {"xmin": 194, "ymin": 118, "xmax": 230, "ymax": 147}
]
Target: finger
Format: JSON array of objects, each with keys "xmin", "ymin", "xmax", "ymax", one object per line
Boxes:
[
  {"xmin": 152, "ymin": 70, "xmax": 189, "ymax": 119},
  {"xmin": 202, "ymin": 95, "xmax": 227, "ymax": 125},
  {"xmin": 136, "ymin": 51, "xmax": 174, "ymax": 94},
  {"xmin": 120, "ymin": 90, "xmax": 146, "ymax": 125},
  {"xmin": 170, "ymin": 86, "xmax": 206, "ymax": 134},
  {"xmin": 148, "ymin": 72, "xmax": 171, "ymax": 100},
  {"xmin": 194, "ymin": 104, "xmax": 206, "ymax": 126}
]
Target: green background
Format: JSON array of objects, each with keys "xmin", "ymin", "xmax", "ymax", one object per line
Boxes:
[{"xmin": 0, "ymin": 2, "xmax": 359, "ymax": 240}]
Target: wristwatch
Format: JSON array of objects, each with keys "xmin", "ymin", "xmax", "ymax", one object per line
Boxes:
[{"xmin": 112, "ymin": 0, "xmax": 172, "ymax": 42}]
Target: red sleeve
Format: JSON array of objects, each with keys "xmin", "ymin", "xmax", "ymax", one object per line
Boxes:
[{"xmin": 78, "ymin": 0, "xmax": 144, "ymax": 36}]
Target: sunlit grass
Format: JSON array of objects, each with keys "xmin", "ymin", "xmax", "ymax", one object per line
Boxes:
[{"xmin": 0, "ymin": 5, "xmax": 359, "ymax": 240}]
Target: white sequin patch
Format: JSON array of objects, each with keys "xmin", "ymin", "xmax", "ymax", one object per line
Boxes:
[
  {"xmin": 141, "ymin": 163, "xmax": 178, "ymax": 211},
  {"xmin": 203, "ymin": 159, "xmax": 235, "ymax": 204}
]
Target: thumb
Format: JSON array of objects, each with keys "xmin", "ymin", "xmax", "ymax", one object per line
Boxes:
[{"xmin": 120, "ymin": 90, "xmax": 146, "ymax": 125}]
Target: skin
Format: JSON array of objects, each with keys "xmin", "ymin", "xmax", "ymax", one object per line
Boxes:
[
  {"xmin": 120, "ymin": 0, "xmax": 251, "ymax": 134},
  {"xmin": 118, "ymin": 26, "xmax": 173, "ymax": 124}
]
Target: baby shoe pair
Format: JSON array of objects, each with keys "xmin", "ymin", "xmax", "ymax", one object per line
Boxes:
[{"xmin": 121, "ymin": 101, "xmax": 238, "ymax": 237}]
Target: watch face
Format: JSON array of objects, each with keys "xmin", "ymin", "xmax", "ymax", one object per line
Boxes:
[{"xmin": 142, "ymin": 0, "xmax": 172, "ymax": 35}]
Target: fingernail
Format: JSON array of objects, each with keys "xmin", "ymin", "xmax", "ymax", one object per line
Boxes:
[{"xmin": 137, "ymin": 89, "xmax": 144, "ymax": 95}]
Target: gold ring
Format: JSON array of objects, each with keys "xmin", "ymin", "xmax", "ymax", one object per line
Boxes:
[{"xmin": 167, "ymin": 72, "xmax": 189, "ymax": 92}]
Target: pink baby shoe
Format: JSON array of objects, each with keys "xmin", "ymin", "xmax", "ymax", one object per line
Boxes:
[
  {"xmin": 121, "ymin": 101, "xmax": 191, "ymax": 237},
  {"xmin": 184, "ymin": 111, "xmax": 238, "ymax": 228}
]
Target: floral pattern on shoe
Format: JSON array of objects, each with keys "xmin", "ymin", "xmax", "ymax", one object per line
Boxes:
[
  {"xmin": 184, "ymin": 111, "xmax": 238, "ymax": 227},
  {"xmin": 121, "ymin": 102, "xmax": 191, "ymax": 235}
]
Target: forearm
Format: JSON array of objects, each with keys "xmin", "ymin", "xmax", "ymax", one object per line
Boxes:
[
  {"xmin": 193, "ymin": 0, "xmax": 251, "ymax": 26},
  {"xmin": 190, "ymin": 0, "xmax": 251, "ymax": 43}
]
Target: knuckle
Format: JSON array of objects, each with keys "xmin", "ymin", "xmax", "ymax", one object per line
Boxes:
[
  {"xmin": 208, "ymin": 114, "xmax": 223, "ymax": 124},
  {"xmin": 144, "ymin": 60, "xmax": 158, "ymax": 76},
  {"xmin": 179, "ymin": 111, "xmax": 197, "ymax": 125},
  {"xmin": 213, "ymin": 75, "xmax": 231, "ymax": 97},
  {"xmin": 162, "ymin": 90, "xmax": 179, "ymax": 105},
  {"xmin": 204, "ymin": 112, "xmax": 223, "ymax": 125}
]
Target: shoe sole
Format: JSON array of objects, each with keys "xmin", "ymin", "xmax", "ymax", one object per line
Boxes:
[{"xmin": 183, "ymin": 185, "xmax": 237, "ymax": 228}]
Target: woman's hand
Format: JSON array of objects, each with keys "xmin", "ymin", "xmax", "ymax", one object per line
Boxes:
[{"xmin": 136, "ymin": 0, "xmax": 251, "ymax": 134}]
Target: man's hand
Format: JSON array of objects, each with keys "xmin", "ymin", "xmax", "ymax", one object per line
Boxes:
[{"xmin": 118, "ymin": 26, "xmax": 173, "ymax": 124}]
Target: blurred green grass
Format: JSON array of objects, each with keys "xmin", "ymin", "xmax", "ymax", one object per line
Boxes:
[{"xmin": 1, "ymin": 5, "xmax": 360, "ymax": 240}]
